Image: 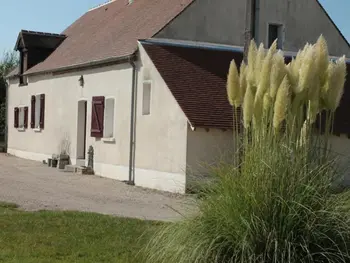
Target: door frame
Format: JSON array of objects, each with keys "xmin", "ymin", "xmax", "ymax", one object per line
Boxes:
[{"xmin": 76, "ymin": 100, "xmax": 87, "ymax": 160}]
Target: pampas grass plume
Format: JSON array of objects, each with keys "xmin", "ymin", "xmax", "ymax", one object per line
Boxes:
[
  {"xmin": 299, "ymin": 44, "xmax": 316, "ymax": 94},
  {"xmin": 254, "ymin": 43, "xmax": 266, "ymax": 84},
  {"xmin": 316, "ymin": 35, "xmax": 329, "ymax": 86},
  {"xmin": 239, "ymin": 62, "xmax": 247, "ymax": 102},
  {"xmin": 243, "ymin": 83, "xmax": 254, "ymax": 128},
  {"xmin": 273, "ymin": 76, "xmax": 290, "ymax": 130},
  {"xmin": 327, "ymin": 56, "xmax": 347, "ymax": 111},
  {"xmin": 247, "ymin": 40, "xmax": 258, "ymax": 85},
  {"xmin": 227, "ymin": 60, "xmax": 240, "ymax": 107},
  {"xmin": 270, "ymin": 50, "xmax": 287, "ymax": 100}
]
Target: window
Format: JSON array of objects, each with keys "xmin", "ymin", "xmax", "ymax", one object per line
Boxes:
[
  {"xmin": 268, "ymin": 24, "xmax": 283, "ymax": 49},
  {"xmin": 14, "ymin": 106, "xmax": 28, "ymax": 129},
  {"xmin": 104, "ymin": 98, "xmax": 115, "ymax": 138},
  {"xmin": 19, "ymin": 50, "xmax": 28, "ymax": 86},
  {"xmin": 35, "ymin": 95, "xmax": 41, "ymax": 128},
  {"xmin": 19, "ymin": 108, "xmax": 25, "ymax": 128},
  {"xmin": 31, "ymin": 94, "xmax": 45, "ymax": 129},
  {"xmin": 91, "ymin": 96, "xmax": 116, "ymax": 140},
  {"xmin": 142, "ymin": 68, "xmax": 152, "ymax": 116}
]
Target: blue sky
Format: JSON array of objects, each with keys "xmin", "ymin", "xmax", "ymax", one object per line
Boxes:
[{"xmin": 0, "ymin": 0, "xmax": 349, "ymax": 53}]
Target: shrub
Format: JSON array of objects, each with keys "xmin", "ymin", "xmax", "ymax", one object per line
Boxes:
[{"xmin": 142, "ymin": 36, "xmax": 350, "ymax": 263}]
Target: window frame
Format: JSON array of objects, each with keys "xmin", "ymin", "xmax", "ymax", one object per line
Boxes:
[
  {"xmin": 142, "ymin": 79, "xmax": 152, "ymax": 116},
  {"xmin": 15, "ymin": 106, "xmax": 28, "ymax": 131},
  {"xmin": 266, "ymin": 23, "xmax": 284, "ymax": 50},
  {"xmin": 31, "ymin": 93, "xmax": 45, "ymax": 131},
  {"xmin": 18, "ymin": 107, "xmax": 25, "ymax": 129},
  {"xmin": 102, "ymin": 97, "xmax": 116, "ymax": 141},
  {"xmin": 34, "ymin": 94, "xmax": 41, "ymax": 129}
]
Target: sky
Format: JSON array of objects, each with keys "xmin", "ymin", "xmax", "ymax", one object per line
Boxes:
[{"xmin": 0, "ymin": 0, "xmax": 349, "ymax": 53}]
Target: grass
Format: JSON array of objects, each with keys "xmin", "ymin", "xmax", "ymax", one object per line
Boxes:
[{"xmin": 0, "ymin": 202, "xmax": 163, "ymax": 263}]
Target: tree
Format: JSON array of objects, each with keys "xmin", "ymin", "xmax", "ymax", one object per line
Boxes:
[{"xmin": 0, "ymin": 51, "xmax": 18, "ymax": 139}]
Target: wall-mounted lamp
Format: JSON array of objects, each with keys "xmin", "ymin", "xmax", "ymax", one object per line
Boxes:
[{"xmin": 79, "ymin": 75, "xmax": 84, "ymax": 87}]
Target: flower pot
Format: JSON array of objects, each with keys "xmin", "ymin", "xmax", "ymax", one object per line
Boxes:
[
  {"xmin": 51, "ymin": 159, "xmax": 58, "ymax": 168},
  {"xmin": 48, "ymin": 158, "xmax": 52, "ymax": 167}
]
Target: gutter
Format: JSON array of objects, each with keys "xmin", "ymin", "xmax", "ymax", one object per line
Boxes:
[
  {"xmin": 23, "ymin": 54, "xmax": 135, "ymax": 76},
  {"xmin": 127, "ymin": 55, "xmax": 138, "ymax": 185}
]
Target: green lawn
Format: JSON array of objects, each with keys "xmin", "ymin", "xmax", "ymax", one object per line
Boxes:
[{"xmin": 0, "ymin": 202, "xmax": 162, "ymax": 263}]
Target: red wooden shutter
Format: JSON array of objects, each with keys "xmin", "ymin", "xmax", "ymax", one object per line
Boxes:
[
  {"xmin": 91, "ymin": 96, "xmax": 105, "ymax": 137},
  {"xmin": 30, "ymin": 95, "xmax": 35, "ymax": 128},
  {"xmin": 40, "ymin": 94, "xmax": 45, "ymax": 129},
  {"xmin": 24, "ymin": 107, "xmax": 28, "ymax": 129},
  {"xmin": 14, "ymin": 107, "xmax": 19, "ymax": 128}
]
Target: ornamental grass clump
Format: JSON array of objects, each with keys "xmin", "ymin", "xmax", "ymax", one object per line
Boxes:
[{"xmin": 142, "ymin": 36, "xmax": 349, "ymax": 263}]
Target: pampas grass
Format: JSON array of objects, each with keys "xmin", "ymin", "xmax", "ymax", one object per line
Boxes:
[
  {"xmin": 273, "ymin": 76, "xmax": 290, "ymax": 130},
  {"xmin": 243, "ymin": 84, "xmax": 254, "ymax": 128},
  {"xmin": 227, "ymin": 60, "xmax": 241, "ymax": 107},
  {"xmin": 142, "ymin": 37, "xmax": 349, "ymax": 263}
]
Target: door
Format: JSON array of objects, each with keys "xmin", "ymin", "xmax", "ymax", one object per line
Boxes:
[{"xmin": 76, "ymin": 100, "xmax": 87, "ymax": 160}]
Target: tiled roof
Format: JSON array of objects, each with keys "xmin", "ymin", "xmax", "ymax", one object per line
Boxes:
[
  {"xmin": 142, "ymin": 42, "xmax": 243, "ymax": 129},
  {"xmin": 143, "ymin": 41, "xmax": 350, "ymax": 132},
  {"xmin": 26, "ymin": 0, "xmax": 193, "ymax": 75},
  {"xmin": 15, "ymin": 30, "xmax": 66, "ymax": 51}
]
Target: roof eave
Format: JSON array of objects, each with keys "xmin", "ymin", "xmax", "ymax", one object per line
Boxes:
[{"xmin": 24, "ymin": 53, "xmax": 137, "ymax": 76}]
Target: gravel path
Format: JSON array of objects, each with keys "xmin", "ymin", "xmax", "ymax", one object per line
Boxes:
[{"xmin": 0, "ymin": 154, "xmax": 195, "ymax": 221}]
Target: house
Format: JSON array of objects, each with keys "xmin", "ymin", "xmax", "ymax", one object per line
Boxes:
[{"xmin": 5, "ymin": 0, "xmax": 350, "ymax": 193}]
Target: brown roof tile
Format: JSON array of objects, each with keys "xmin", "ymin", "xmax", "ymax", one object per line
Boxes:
[
  {"xmin": 143, "ymin": 42, "xmax": 243, "ymax": 129},
  {"xmin": 26, "ymin": 0, "xmax": 193, "ymax": 75},
  {"xmin": 143, "ymin": 42, "xmax": 350, "ymax": 132}
]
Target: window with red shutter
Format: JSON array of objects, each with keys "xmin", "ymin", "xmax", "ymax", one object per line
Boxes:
[
  {"xmin": 14, "ymin": 107, "xmax": 19, "ymax": 128},
  {"xmin": 40, "ymin": 94, "xmax": 45, "ymax": 129},
  {"xmin": 24, "ymin": 107, "xmax": 28, "ymax": 129},
  {"xmin": 91, "ymin": 96, "xmax": 105, "ymax": 138},
  {"xmin": 30, "ymin": 95, "xmax": 35, "ymax": 128}
]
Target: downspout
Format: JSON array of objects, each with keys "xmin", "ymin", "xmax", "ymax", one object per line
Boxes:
[
  {"xmin": 127, "ymin": 56, "xmax": 138, "ymax": 185},
  {"xmin": 4, "ymin": 79, "xmax": 9, "ymax": 152},
  {"xmin": 253, "ymin": 0, "xmax": 260, "ymax": 42}
]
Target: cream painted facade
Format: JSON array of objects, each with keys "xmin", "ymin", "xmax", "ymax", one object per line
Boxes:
[
  {"xmin": 134, "ymin": 45, "xmax": 189, "ymax": 193},
  {"xmin": 7, "ymin": 64, "xmax": 133, "ymax": 183},
  {"xmin": 186, "ymin": 128, "xmax": 235, "ymax": 176},
  {"xmin": 7, "ymin": 45, "xmax": 238, "ymax": 194},
  {"xmin": 7, "ymin": 44, "xmax": 350, "ymax": 194}
]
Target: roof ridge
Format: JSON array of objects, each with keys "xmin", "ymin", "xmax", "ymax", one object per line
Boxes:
[
  {"xmin": 141, "ymin": 38, "xmax": 350, "ymax": 63},
  {"xmin": 88, "ymin": 0, "xmax": 117, "ymax": 12},
  {"xmin": 315, "ymin": 0, "xmax": 350, "ymax": 49}
]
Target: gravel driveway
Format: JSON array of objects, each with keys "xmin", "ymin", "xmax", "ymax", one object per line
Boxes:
[{"xmin": 0, "ymin": 154, "xmax": 194, "ymax": 222}]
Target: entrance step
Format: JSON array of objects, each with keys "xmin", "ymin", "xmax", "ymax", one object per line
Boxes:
[
  {"xmin": 76, "ymin": 159, "xmax": 86, "ymax": 167},
  {"xmin": 65, "ymin": 165, "xmax": 94, "ymax": 175}
]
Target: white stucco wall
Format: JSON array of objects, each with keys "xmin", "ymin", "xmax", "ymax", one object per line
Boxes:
[
  {"xmin": 135, "ymin": 44, "xmax": 188, "ymax": 193},
  {"xmin": 7, "ymin": 50, "xmax": 190, "ymax": 193},
  {"xmin": 7, "ymin": 64, "xmax": 133, "ymax": 182},
  {"xmin": 186, "ymin": 127, "xmax": 235, "ymax": 186},
  {"xmin": 329, "ymin": 135, "xmax": 350, "ymax": 172},
  {"xmin": 258, "ymin": 0, "xmax": 350, "ymax": 57}
]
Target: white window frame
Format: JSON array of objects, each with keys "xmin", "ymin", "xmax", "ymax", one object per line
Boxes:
[
  {"xmin": 142, "ymin": 77, "xmax": 152, "ymax": 116},
  {"xmin": 18, "ymin": 107, "xmax": 25, "ymax": 129},
  {"xmin": 34, "ymin": 94, "xmax": 41, "ymax": 130},
  {"xmin": 266, "ymin": 23, "xmax": 284, "ymax": 50},
  {"xmin": 17, "ymin": 106, "xmax": 26, "ymax": 131},
  {"xmin": 102, "ymin": 97, "xmax": 116, "ymax": 142}
]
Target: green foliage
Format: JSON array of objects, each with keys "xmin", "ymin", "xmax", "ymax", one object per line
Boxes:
[
  {"xmin": 0, "ymin": 51, "xmax": 18, "ymax": 100},
  {"xmin": 0, "ymin": 203, "xmax": 162, "ymax": 263},
  {"xmin": 0, "ymin": 51, "xmax": 18, "ymax": 137},
  {"xmin": 142, "ymin": 37, "xmax": 350, "ymax": 263}
]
